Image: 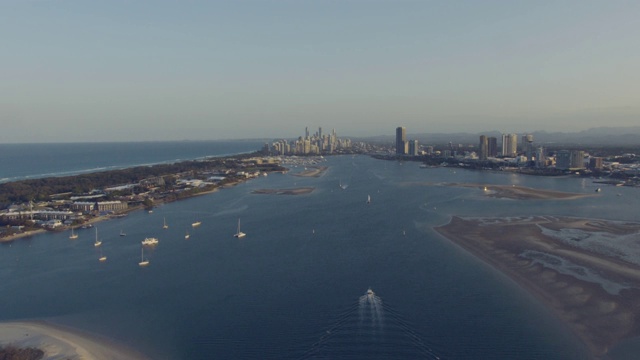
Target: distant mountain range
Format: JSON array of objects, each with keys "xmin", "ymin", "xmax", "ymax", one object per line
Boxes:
[{"xmin": 358, "ymin": 127, "xmax": 640, "ymax": 146}]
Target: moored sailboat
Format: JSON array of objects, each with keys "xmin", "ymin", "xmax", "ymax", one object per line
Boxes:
[
  {"xmin": 234, "ymin": 218, "xmax": 246, "ymax": 238},
  {"xmin": 69, "ymin": 227, "xmax": 78, "ymax": 240},
  {"xmin": 139, "ymin": 247, "xmax": 149, "ymax": 266},
  {"xmin": 94, "ymin": 227, "xmax": 102, "ymax": 247},
  {"xmin": 99, "ymin": 248, "xmax": 107, "ymax": 262}
]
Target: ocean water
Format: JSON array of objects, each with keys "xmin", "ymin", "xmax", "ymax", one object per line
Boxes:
[
  {"xmin": 0, "ymin": 140, "xmax": 266, "ymax": 183},
  {"xmin": 2, "ymin": 153, "xmax": 639, "ymax": 359}
]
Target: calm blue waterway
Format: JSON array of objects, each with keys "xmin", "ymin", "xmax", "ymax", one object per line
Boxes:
[
  {"xmin": 2, "ymin": 153, "xmax": 640, "ymax": 359},
  {"xmin": 0, "ymin": 140, "xmax": 266, "ymax": 183}
]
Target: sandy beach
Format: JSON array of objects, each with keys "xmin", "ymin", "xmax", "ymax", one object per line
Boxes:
[
  {"xmin": 0, "ymin": 321, "xmax": 149, "ymax": 360},
  {"xmin": 252, "ymin": 187, "xmax": 315, "ymax": 195},
  {"xmin": 434, "ymin": 216, "xmax": 640, "ymax": 358}
]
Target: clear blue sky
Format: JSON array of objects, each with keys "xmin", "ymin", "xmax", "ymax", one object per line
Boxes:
[{"xmin": 2, "ymin": 0, "xmax": 639, "ymax": 142}]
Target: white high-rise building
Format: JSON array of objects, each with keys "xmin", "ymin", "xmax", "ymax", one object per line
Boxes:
[{"xmin": 501, "ymin": 133, "xmax": 518, "ymax": 157}]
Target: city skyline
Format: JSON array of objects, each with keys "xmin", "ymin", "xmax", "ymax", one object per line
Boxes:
[{"xmin": 2, "ymin": 1, "xmax": 640, "ymax": 143}]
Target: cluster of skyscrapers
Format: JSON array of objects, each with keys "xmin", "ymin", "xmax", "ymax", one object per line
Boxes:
[
  {"xmin": 479, "ymin": 133, "xmax": 536, "ymax": 162},
  {"xmin": 395, "ymin": 127, "xmax": 419, "ymax": 156},
  {"xmin": 394, "ymin": 126, "xmax": 596, "ymax": 171},
  {"xmin": 478, "ymin": 134, "xmax": 598, "ymax": 170},
  {"xmin": 265, "ymin": 127, "xmax": 351, "ymax": 155}
]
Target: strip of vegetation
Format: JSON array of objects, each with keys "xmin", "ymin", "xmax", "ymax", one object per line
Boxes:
[
  {"xmin": 0, "ymin": 152, "xmax": 285, "ymax": 208},
  {"xmin": 0, "ymin": 345, "xmax": 44, "ymax": 360}
]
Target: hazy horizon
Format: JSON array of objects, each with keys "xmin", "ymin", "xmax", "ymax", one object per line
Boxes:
[{"xmin": 2, "ymin": 1, "xmax": 639, "ymax": 143}]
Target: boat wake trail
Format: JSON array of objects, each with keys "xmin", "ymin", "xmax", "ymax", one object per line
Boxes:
[
  {"xmin": 299, "ymin": 289, "xmax": 443, "ymax": 360},
  {"xmin": 359, "ymin": 289, "xmax": 384, "ymax": 334}
]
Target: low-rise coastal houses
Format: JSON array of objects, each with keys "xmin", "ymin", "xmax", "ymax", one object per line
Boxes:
[{"xmin": 0, "ymin": 153, "xmax": 290, "ymax": 234}]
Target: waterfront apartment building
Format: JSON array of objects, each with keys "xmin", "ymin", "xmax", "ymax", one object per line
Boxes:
[
  {"xmin": 535, "ymin": 147, "xmax": 546, "ymax": 168},
  {"xmin": 408, "ymin": 140, "xmax": 419, "ymax": 156},
  {"xmin": 72, "ymin": 200, "xmax": 127, "ymax": 214},
  {"xmin": 570, "ymin": 150, "xmax": 585, "ymax": 170},
  {"xmin": 71, "ymin": 202, "xmax": 95, "ymax": 212},
  {"xmin": 0, "ymin": 210, "xmax": 76, "ymax": 221},
  {"xmin": 522, "ymin": 134, "xmax": 534, "ymax": 161},
  {"xmin": 589, "ymin": 157, "xmax": 604, "ymax": 170},
  {"xmin": 556, "ymin": 150, "xmax": 571, "ymax": 169},
  {"xmin": 556, "ymin": 150, "xmax": 585, "ymax": 170},
  {"xmin": 96, "ymin": 201, "xmax": 128, "ymax": 213},
  {"xmin": 396, "ymin": 127, "xmax": 407, "ymax": 155},
  {"xmin": 487, "ymin": 137, "xmax": 498, "ymax": 157},
  {"xmin": 501, "ymin": 133, "xmax": 518, "ymax": 157},
  {"xmin": 479, "ymin": 135, "xmax": 488, "ymax": 160}
]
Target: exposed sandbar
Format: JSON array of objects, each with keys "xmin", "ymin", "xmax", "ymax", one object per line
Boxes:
[
  {"xmin": 0, "ymin": 229, "xmax": 46, "ymax": 243},
  {"xmin": 434, "ymin": 216, "xmax": 640, "ymax": 358},
  {"xmin": 252, "ymin": 187, "xmax": 315, "ymax": 195},
  {"xmin": 403, "ymin": 182, "xmax": 592, "ymax": 200},
  {"xmin": 0, "ymin": 321, "xmax": 149, "ymax": 360},
  {"xmin": 293, "ymin": 166, "xmax": 328, "ymax": 178},
  {"xmin": 450, "ymin": 183, "xmax": 594, "ymax": 200}
]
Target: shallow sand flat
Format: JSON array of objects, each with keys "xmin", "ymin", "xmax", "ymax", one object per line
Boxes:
[
  {"xmin": 402, "ymin": 181, "xmax": 594, "ymax": 200},
  {"xmin": 451, "ymin": 183, "xmax": 595, "ymax": 200},
  {"xmin": 0, "ymin": 321, "xmax": 149, "ymax": 360},
  {"xmin": 252, "ymin": 187, "xmax": 315, "ymax": 195},
  {"xmin": 434, "ymin": 216, "xmax": 640, "ymax": 358},
  {"xmin": 293, "ymin": 166, "xmax": 328, "ymax": 177}
]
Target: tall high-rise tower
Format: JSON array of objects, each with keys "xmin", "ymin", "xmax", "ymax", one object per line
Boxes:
[
  {"xmin": 501, "ymin": 133, "xmax": 518, "ymax": 157},
  {"xmin": 488, "ymin": 137, "xmax": 498, "ymax": 157},
  {"xmin": 522, "ymin": 134, "xmax": 534, "ymax": 161},
  {"xmin": 479, "ymin": 135, "xmax": 488, "ymax": 160},
  {"xmin": 396, "ymin": 127, "xmax": 407, "ymax": 155}
]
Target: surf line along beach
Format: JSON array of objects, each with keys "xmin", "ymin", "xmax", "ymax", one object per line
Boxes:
[{"xmin": 434, "ymin": 215, "xmax": 640, "ymax": 358}]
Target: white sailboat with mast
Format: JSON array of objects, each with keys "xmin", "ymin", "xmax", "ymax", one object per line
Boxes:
[
  {"xmin": 94, "ymin": 227, "xmax": 102, "ymax": 247},
  {"xmin": 139, "ymin": 246, "xmax": 149, "ymax": 266},
  {"xmin": 234, "ymin": 218, "xmax": 246, "ymax": 238},
  {"xmin": 69, "ymin": 227, "xmax": 78, "ymax": 240},
  {"xmin": 163, "ymin": 217, "xmax": 168, "ymax": 229}
]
